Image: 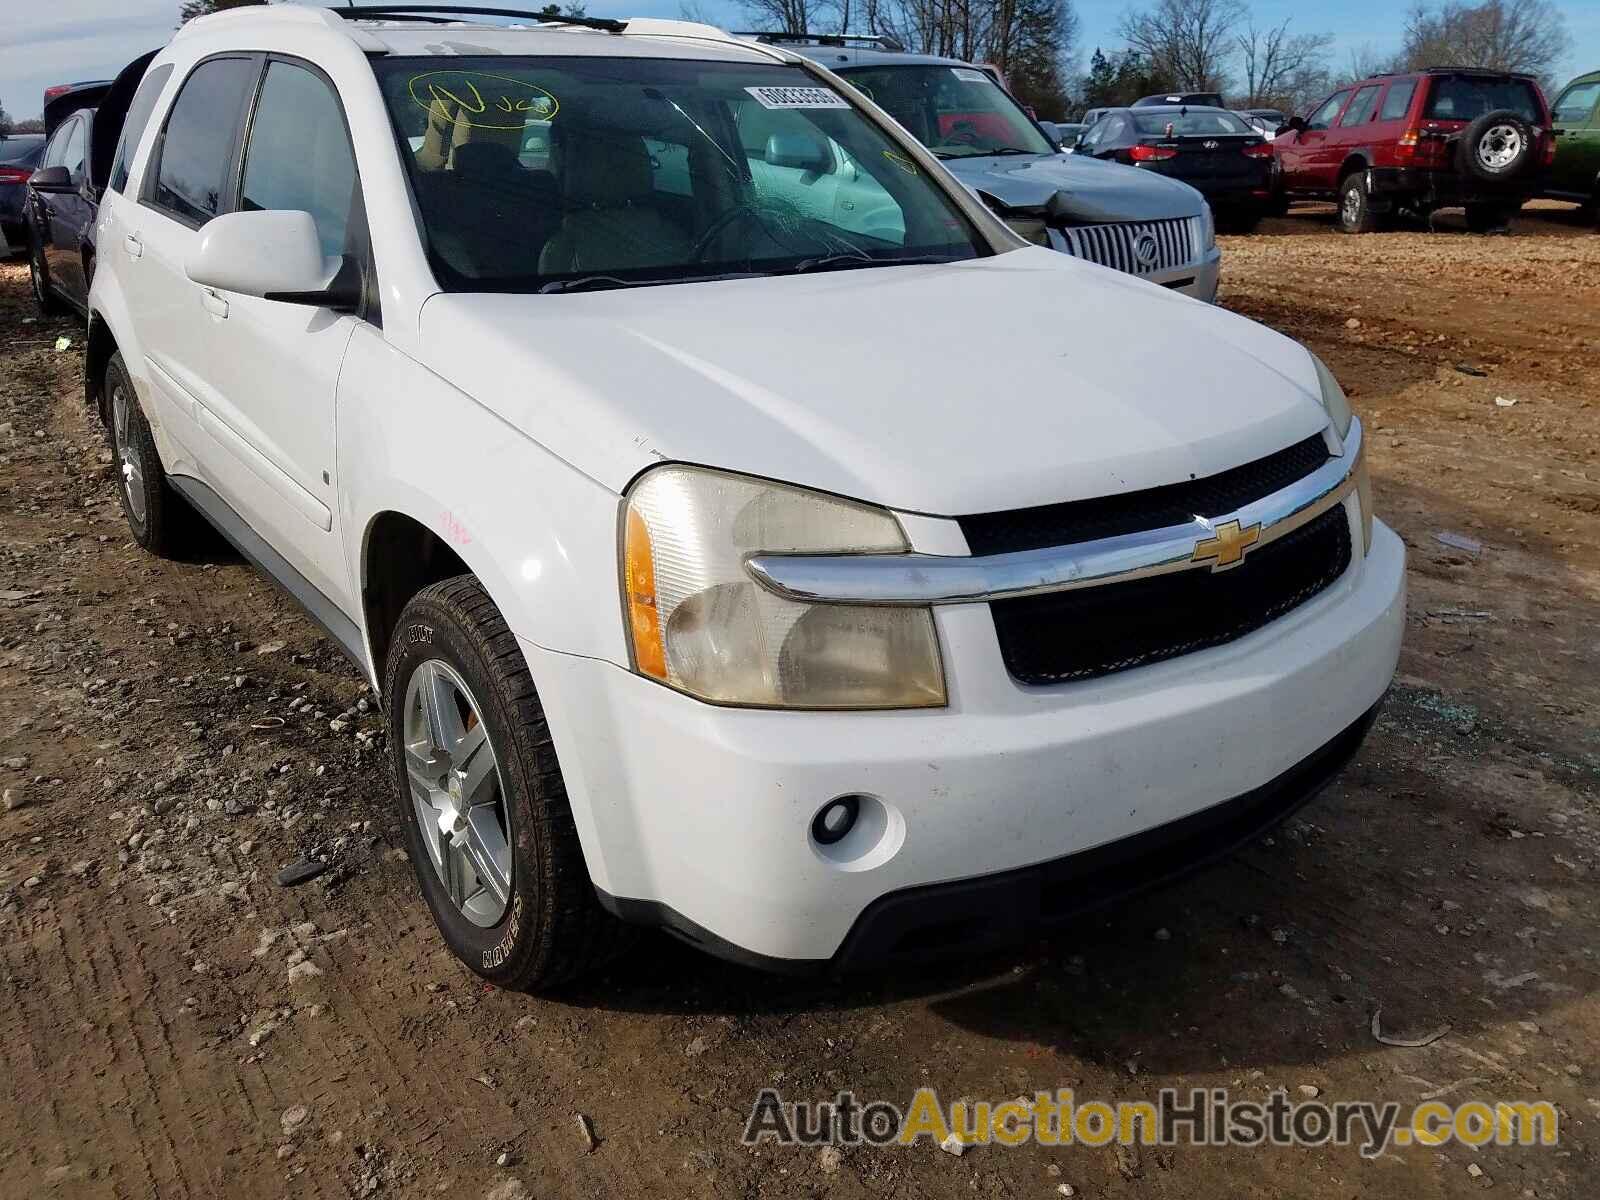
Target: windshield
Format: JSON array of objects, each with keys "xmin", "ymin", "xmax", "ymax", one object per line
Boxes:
[
  {"xmin": 835, "ymin": 64, "xmax": 1056, "ymax": 159},
  {"xmin": 373, "ymin": 57, "xmax": 984, "ymax": 292},
  {"xmin": 1423, "ymin": 75, "xmax": 1542, "ymax": 123},
  {"xmin": 1133, "ymin": 110, "xmax": 1253, "ymax": 136}
]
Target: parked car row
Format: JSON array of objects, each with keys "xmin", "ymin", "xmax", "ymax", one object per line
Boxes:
[
  {"xmin": 1069, "ymin": 66, "xmax": 1599, "ymax": 235},
  {"xmin": 60, "ymin": 6, "xmax": 1403, "ymax": 984}
]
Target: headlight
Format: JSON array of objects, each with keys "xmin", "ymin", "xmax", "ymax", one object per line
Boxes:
[
  {"xmin": 1197, "ymin": 204, "xmax": 1216, "ymax": 251},
  {"xmin": 1003, "ymin": 215, "xmax": 1051, "ymax": 246},
  {"xmin": 1309, "ymin": 351, "xmax": 1354, "ymax": 439},
  {"xmin": 622, "ymin": 465, "xmax": 946, "ymax": 709},
  {"xmin": 1309, "ymin": 351, "xmax": 1371, "ymax": 550}
]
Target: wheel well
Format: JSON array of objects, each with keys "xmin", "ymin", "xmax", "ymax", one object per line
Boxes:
[
  {"xmin": 362, "ymin": 512, "xmax": 471, "ymax": 681},
  {"xmin": 85, "ymin": 314, "xmax": 117, "ymax": 426},
  {"xmin": 1338, "ymin": 156, "xmax": 1370, "ymax": 186}
]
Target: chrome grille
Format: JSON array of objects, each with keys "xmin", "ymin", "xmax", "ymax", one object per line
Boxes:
[{"xmin": 1059, "ymin": 217, "xmax": 1196, "ymax": 276}]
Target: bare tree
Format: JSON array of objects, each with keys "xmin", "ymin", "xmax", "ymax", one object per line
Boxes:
[
  {"xmin": 1398, "ymin": 0, "xmax": 1570, "ymax": 78},
  {"xmin": 1235, "ymin": 18, "xmax": 1333, "ymax": 108},
  {"xmin": 1118, "ymin": 0, "xmax": 1245, "ymax": 95},
  {"xmin": 740, "ymin": 0, "xmax": 828, "ymax": 35},
  {"xmin": 1343, "ymin": 42, "xmax": 1395, "ymax": 83},
  {"xmin": 178, "ymin": 0, "xmax": 266, "ymax": 24}
]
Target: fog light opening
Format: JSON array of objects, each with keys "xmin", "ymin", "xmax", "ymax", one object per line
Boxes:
[{"xmin": 811, "ymin": 795, "xmax": 862, "ymax": 846}]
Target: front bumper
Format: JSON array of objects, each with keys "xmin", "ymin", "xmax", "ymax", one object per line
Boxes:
[
  {"xmin": 527, "ymin": 514, "xmax": 1405, "ymax": 969},
  {"xmin": 1152, "ymin": 245, "xmax": 1220, "ymax": 302}
]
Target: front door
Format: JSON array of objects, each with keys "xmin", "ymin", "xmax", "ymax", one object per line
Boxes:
[
  {"xmin": 1550, "ymin": 77, "xmax": 1600, "ymax": 200},
  {"xmin": 192, "ymin": 57, "xmax": 366, "ymax": 615},
  {"xmin": 1280, "ymin": 91, "xmax": 1351, "ymax": 191}
]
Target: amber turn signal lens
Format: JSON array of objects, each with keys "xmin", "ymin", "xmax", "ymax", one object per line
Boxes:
[{"xmin": 624, "ymin": 507, "xmax": 667, "ymax": 680}]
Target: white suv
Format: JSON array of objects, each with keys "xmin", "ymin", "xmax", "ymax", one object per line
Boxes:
[{"xmin": 88, "ymin": 6, "xmax": 1405, "ymax": 986}]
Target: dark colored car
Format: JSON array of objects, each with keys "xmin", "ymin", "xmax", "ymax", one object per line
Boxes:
[
  {"xmin": 25, "ymin": 55, "xmax": 155, "ymax": 316},
  {"xmin": 0, "ymin": 135, "xmax": 46, "ymax": 254},
  {"xmin": 1133, "ymin": 91, "xmax": 1225, "ymax": 109},
  {"xmin": 1543, "ymin": 68, "xmax": 1599, "ymax": 217},
  {"xmin": 1075, "ymin": 105, "xmax": 1274, "ymax": 230},
  {"xmin": 1274, "ymin": 67, "xmax": 1554, "ymax": 233}
]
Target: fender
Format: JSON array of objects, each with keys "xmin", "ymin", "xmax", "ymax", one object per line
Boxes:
[{"xmin": 337, "ymin": 323, "xmax": 630, "ymax": 674}]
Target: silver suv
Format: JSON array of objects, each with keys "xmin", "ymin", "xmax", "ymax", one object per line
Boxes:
[{"xmin": 764, "ymin": 36, "xmax": 1222, "ymax": 299}]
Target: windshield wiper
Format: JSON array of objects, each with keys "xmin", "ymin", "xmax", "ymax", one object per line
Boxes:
[
  {"xmin": 932, "ymin": 146, "xmax": 1037, "ymax": 159},
  {"xmin": 538, "ymin": 271, "xmax": 762, "ymax": 294},
  {"xmin": 784, "ymin": 253, "xmax": 958, "ymax": 276}
]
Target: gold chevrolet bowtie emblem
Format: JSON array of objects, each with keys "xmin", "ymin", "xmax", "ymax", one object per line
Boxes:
[{"xmin": 1192, "ymin": 519, "xmax": 1262, "ymax": 570}]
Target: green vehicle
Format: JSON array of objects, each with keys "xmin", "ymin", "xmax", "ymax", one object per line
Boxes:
[{"xmin": 1546, "ymin": 69, "xmax": 1600, "ymax": 217}]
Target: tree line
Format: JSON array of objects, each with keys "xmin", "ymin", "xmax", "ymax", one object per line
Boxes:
[{"xmin": 742, "ymin": 0, "xmax": 1575, "ymax": 119}]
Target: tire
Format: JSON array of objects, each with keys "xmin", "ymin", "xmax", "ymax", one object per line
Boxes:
[
  {"xmin": 1457, "ymin": 110, "xmax": 1536, "ymax": 184},
  {"xmin": 384, "ymin": 576, "xmax": 633, "ymax": 990},
  {"xmin": 29, "ymin": 235, "xmax": 67, "ymax": 317},
  {"xmin": 105, "ymin": 352, "xmax": 199, "ymax": 557},
  {"xmin": 1464, "ymin": 203, "xmax": 1516, "ymax": 234},
  {"xmin": 1337, "ymin": 173, "xmax": 1380, "ymax": 234}
]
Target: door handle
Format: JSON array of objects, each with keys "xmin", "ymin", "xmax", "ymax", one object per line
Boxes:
[
  {"xmin": 201, "ymin": 288, "xmax": 229, "ymax": 318},
  {"xmin": 123, "ymin": 233, "xmax": 143, "ymax": 259}
]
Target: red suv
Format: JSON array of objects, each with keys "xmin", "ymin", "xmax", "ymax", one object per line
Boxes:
[{"xmin": 1274, "ymin": 68, "xmax": 1554, "ymax": 233}]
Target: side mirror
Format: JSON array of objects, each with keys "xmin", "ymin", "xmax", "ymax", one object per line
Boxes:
[
  {"xmin": 186, "ymin": 210, "xmax": 358, "ymax": 309},
  {"xmin": 765, "ymin": 133, "xmax": 832, "ymax": 175},
  {"xmin": 1280, "ymin": 117, "xmax": 1307, "ymax": 136},
  {"xmin": 29, "ymin": 165, "xmax": 75, "ymax": 193}
]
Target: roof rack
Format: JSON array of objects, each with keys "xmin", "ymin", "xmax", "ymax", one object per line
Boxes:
[
  {"xmin": 330, "ymin": 5, "xmax": 627, "ymax": 33},
  {"xmin": 734, "ymin": 31, "xmax": 904, "ymax": 52}
]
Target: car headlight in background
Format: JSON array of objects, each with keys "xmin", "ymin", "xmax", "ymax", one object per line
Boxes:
[
  {"xmin": 1309, "ymin": 351, "xmax": 1372, "ymax": 551},
  {"xmin": 1196, "ymin": 204, "xmax": 1216, "ymax": 252},
  {"xmin": 622, "ymin": 466, "xmax": 946, "ymax": 709}
]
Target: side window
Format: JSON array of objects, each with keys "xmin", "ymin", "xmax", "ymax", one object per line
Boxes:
[
  {"xmin": 150, "ymin": 56, "xmax": 258, "ymax": 226},
  {"xmin": 240, "ymin": 61, "xmax": 360, "ymax": 259},
  {"xmin": 1552, "ymin": 81, "xmax": 1600, "ymax": 125},
  {"xmin": 41, "ymin": 121, "xmax": 73, "ymax": 169},
  {"xmin": 1338, "ymin": 85, "xmax": 1381, "ymax": 128},
  {"xmin": 1306, "ymin": 92, "xmax": 1349, "ymax": 132},
  {"xmin": 1379, "ymin": 79, "xmax": 1417, "ymax": 123},
  {"xmin": 61, "ymin": 118, "xmax": 88, "ymax": 183},
  {"xmin": 109, "ymin": 63, "xmax": 175, "ymax": 194}
]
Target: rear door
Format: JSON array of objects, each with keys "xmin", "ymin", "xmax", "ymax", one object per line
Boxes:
[
  {"xmin": 1549, "ymin": 76, "xmax": 1600, "ymax": 198},
  {"xmin": 123, "ymin": 54, "xmax": 260, "ymax": 462}
]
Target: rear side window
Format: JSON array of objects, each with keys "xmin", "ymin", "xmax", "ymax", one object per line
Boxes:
[
  {"xmin": 1423, "ymin": 76, "xmax": 1541, "ymax": 123},
  {"xmin": 108, "ymin": 63, "xmax": 175, "ymax": 194},
  {"xmin": 1552, "ymin": 80, "xmax": 1600, "ymax": 124},
  {"xmin": 1338, "ymin": 85, "xmax": 1381, "ymax": 128},
  {"xmin": 1379, "ymin": 80, "xmax": 1417, "ymax": 122},
  {"xmin": 240, "ymin": 61, "xmax": 361, "ymax": 259},
  {"xmin": 150, "ymin": 56, "xmax": 257, "ymax": 225},
  {"xmin": 41, "ymin": 122, "xmax": 73, "ymax": 169}
]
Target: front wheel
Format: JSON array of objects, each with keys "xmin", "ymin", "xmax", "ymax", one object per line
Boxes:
[
  {"xmin": 384, "ymin": 577, "xmax": 632, "ymax": 990},
  {"xmin": 1337, "ymin": 174, "xmax": 1380, "ymax": 234}
]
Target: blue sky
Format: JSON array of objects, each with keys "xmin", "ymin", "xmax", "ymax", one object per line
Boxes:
[{"xmin": 3, "ymin": 0, "xmax": 1597, "ymax": 121}]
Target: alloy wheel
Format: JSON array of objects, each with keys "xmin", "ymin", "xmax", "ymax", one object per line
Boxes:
[
  {"xmin": 29, "ymin": 249, "xmax": 45, "ymax": 304},
  {"xmin": 1342, "ymin": 186, "xmax": 1362, "ymax": 226},
  {"xmin": 402, "ymin": 660, "xmax": 512, "ymax": 927},
  {"xmin": 110, "ymin": 382, "xmax": 147, "ymax": 525}
]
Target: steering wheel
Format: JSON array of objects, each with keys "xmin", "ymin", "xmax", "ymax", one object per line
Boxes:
[{"xmin": 689, "ymin": 205, "xmax": 770, "ymax": 263}]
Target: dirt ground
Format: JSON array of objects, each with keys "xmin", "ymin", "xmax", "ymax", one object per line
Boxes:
[{"xmin": 1, "ymin": 200, "xmax": 1598, "ymax": 1200}]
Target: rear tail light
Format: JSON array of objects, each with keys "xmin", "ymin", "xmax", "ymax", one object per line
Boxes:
[
  {"xmin": 1396, "ymin": 128, "xmax": 1421, "ymax": 160},
  {"xmin": 0, "ymin": 167, "xmax": 33, "ymax": 185},
  {"xmin": 1130, "ymin": 144, "xmax": 1178, "ymax": 162},
  {"xmin": 1241, "ymin": 142, "xmax": 1275, "ymax": 159}
]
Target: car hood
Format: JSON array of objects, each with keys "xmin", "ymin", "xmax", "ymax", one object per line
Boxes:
[
  {"xmin": 416, "ymin": 249, "xmax": 1329, "ymax": 516},
  {"xmin": 944, "ymin": 152, "xmax": 1203, "ymax": 221}
]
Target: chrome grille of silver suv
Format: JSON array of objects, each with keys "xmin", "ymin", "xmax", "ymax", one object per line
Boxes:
[{"xmin": 1059, "ymin": 217, "xmax": 1196, "ymax": 276}]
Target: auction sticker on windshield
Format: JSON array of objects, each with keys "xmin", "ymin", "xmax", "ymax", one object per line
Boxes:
[
  {"xmin": 952, "ymin": 68, "xmax": 990, "ymax": 84},
  {"xmin": 745, "ymin": 86, "xmax": 850, "ymax": 109}
]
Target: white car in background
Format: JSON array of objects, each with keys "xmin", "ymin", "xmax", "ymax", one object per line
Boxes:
[{"xmin": 87, "ymin": 6, "xmax": 1404, "ymax": 985}]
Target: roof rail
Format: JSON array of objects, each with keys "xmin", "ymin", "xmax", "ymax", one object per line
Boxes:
[
  {"xmin": 735, "ymin": 31, "xmax": 905, "ymax": 52},
  {"xmin": 175, "ymin": 2, "xmax": 347, "ymax": 38},
  {"xmin": 330, "ymin": 5, "xmax": 626, "ymax": 33}
]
